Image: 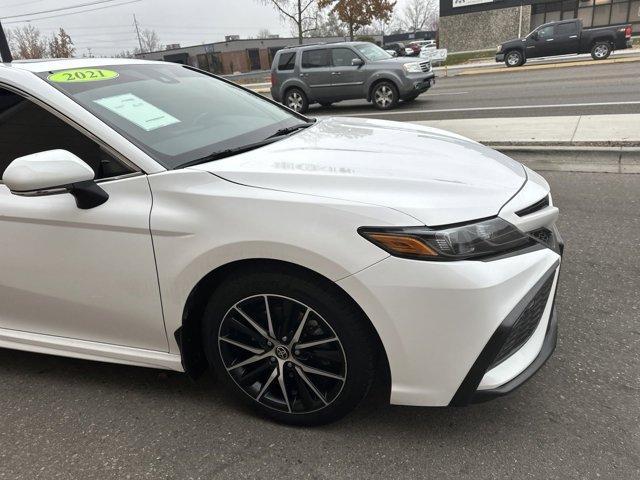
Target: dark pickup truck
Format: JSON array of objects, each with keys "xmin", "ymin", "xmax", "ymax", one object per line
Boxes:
[{"xmin": 496, "ymin": 19, "xmax": 633, "ymax": 67}]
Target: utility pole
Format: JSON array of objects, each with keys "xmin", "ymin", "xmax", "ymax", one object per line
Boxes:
[
  {"xmin": 133, "ymin": 14, "xmax": 144, "ymax": 53},
  {"xmin": 0, "ymin": 21, "xmax": 13, "ymax": 63}
]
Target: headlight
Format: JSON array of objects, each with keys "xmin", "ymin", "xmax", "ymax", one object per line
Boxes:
[
  {"xmin": 403, "ymin": 62, "xmax": 423, "ymax": 73},
  {"xmin": 359, "ymin": 217, "xmax": 535, "ymax": 261},
  {"xmin": 497, "ymin": 45, "xmax": 502, "ymax": 52}
]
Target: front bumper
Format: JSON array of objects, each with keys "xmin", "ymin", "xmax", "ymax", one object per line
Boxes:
[
  {"xmin": 496, "ymin": 53, "xmax": 505, "ymax": 62},
  {"xmin": 338, "ymin": 246, "xmax": 562, "ymax": 406},
  {"xmin": 400, "ymin": 72, "xmax": 436, "ymax": 95}
]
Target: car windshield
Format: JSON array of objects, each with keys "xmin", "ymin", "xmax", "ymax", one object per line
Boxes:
[
  {"xmin": 355, "ymin": 43, "xmax": 392, "ymax": 61},
  {"xmin": 39, "ymin": 63, "xmax": 304, "ymax": 169}
]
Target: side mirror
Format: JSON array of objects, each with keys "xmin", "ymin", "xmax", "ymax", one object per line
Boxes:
[
  {"xmin": 531, "ymin": 32, "xmax": 539, "ymax": 41},
  {"xmin": 3, "ymin": 150, "xmax": 109, "ymax": 209},
  {"xmin": 351, "ymin": 58, "xmax": 364, "ymax": 67}
]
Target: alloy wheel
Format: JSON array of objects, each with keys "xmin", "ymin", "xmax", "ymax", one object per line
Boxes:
[
  {"xmin": 218, "ymin": 294, "xmax": 347, "ymax": 414},
  {"xmin": 507, "ymin": 52, "xmax": 521, "ymax": 66},
  {"xmin": 374, "ymin": 85, "xmax": 394, "ymax": 108},
  {"xmin": 594, "ymin": 44, "xmax": 608, "ymax": 58},
  {"xmin": 287, "ymin": 92, "xmax": 304, "ymax": 112}
]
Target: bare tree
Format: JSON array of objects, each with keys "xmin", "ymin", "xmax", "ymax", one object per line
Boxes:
[
  {"xmin": 48, "ymin": 28, "xmax": 75, "ymax": 58},
  {"xmin": 138, "ymin": 28, "xmax": 161, "ymax": 53},
  {"xmin": 400, "ymin": 0, "xmax": 438, "ymax": 33},
  {"xmin": 257, "ymin": 28, "xmax": 273, "ymax": 38},
  {"xmin": 9, "ymin": 25, "xmax": 47, "ymax": 59},
  {"xmin": 312, "ymin": 10, "xmax": 347, "ymax": 37},
  {"xmin": 259, "ymin": 0, "xmax": 317, "ymax": 44}
]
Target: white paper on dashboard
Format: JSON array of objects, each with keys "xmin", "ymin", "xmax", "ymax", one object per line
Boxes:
[{"xmin": 93, "ymin": 93, "xmax": 180, "ymax": 131}]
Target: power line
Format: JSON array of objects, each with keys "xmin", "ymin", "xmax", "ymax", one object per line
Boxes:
[
  {"xmin": 3, "ymin": 0, "xmax": 142, "ymax": 24},
  {"xmin": 0, "ymin": 0, "xmax": 139, "ymax": 20}
]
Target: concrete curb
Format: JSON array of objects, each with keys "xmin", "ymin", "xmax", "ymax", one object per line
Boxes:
[{"xmin": 492, "ymin": 145, "xmax": 640, "ymax": 174}]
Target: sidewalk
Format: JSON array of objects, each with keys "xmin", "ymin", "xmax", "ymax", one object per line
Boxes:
[
  {"xmin": 414, "ymin": 114, "xmax": 640, "ymax": 173},
  {"xmin": 414, "ymin": 114, "xmax": 640, "ymax": 146}
]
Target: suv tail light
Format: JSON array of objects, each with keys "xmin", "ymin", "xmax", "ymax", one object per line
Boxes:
[
  {"xmin": 625, "ymin": 25, "xmax": 632, "ymax": 38},
  {"xmin": 270, "ymin": 71, "xmax": 277, "ymax": 86}
]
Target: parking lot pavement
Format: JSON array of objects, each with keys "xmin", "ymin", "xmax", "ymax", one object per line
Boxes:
[{"xmin": 1, "ymin": 171, "xmax": 639, "ymax": 480}]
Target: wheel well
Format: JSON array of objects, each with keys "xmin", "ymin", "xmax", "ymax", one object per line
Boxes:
[
  {"xmin": 368, "ymin": 78, "xmax": 398, "ymax": 102},
  {"xmin": 592, "ymin": 37, "xmax": 613, "ymax": 47},
  {"xmin": 177, "ymin": 258, "xmax": 391, "ymax": 386},
  {"xmin": 504, "ymin": 48, "xmax": 524, "ymax": 58},
  {"xmin": 283, "ymin": 85, "xmax": 306, "ymax": 101}
]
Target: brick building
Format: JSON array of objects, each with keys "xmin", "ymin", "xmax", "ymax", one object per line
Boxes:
[{"xmin": 136, "ymin": 35, "xmax": 383, "ymax": 74}]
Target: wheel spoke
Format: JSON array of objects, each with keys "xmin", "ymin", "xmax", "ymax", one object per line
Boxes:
[
  {"xmin": 296, "ymin": 361, "xmax": 344, "ymax": 381},
  {"xmin": 295, "ymin": 366, "xmax": 328, "ymax": 405},
  {"xmin": 227, "ymin": 352, "xmax": 270, "ymax": 371},
  {"xmin": 220, "ymin": 336, "xmax": 264, "ymax": 355},
  {"xmin": 256, "ymin": 366, "xmax": 278, "ymax": 401},
  {"xmin": 291, "ymin": 307, "xmax": 310, "ymax": 345},
  {"xmin": 296, "ymin": 337, "xmax": 337, "ymax": 350},
  {"xmin": 278, "ymin": 368, "xmax": 292, "ymax": 413},
  {"xmin": 264, "ymin": 295, "xmax": 275, "ymax": 338},
  {"xmin": 234, "ymin": 306, "xmax": 269, "ymax": 340}
]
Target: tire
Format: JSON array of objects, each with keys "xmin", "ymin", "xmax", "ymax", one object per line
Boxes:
[
  {"xmin": 504, "ymin": 50, "xmax": 524, "ymax": 67},
  {"xmin": 319, "ymin": 102, "xmax": 333, "ymax": 107},
  {"xmin": 591, "ymin": 42, "xmax": 611, "ymax": 60},
  {"xmin": 283, "ymin": 88, "xmax": 309, "ymax": 114},
  {"xmin": 201, "ymin": 269, "xmax": 377, "ymax": 426},
  {"xmin": 371, "ymin": 81, "xmax": 399, "ymax": 110}
]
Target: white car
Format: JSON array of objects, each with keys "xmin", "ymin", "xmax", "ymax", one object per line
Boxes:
[{"xmin": 0, "ymin": 58, "xmax": 563, "ymax": 425}]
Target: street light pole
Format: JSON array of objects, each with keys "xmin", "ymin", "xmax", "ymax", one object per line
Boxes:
[{"xmin": 0, "ymin": 20, "xmax": 13, "ymax": 63}]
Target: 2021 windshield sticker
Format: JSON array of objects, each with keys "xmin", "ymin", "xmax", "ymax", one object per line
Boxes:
[{"xmin": 48, "ymin": 69, "xmax": 119, "ymax": 83}]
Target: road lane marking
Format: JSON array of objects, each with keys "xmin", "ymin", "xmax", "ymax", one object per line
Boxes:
[
  {"xmin": 425, "ymin": 91, "xmax": 469, "ymax": 96},
  {"xmin": 322, "ymin": 101, "xmax": 640, "ymax": 117}
]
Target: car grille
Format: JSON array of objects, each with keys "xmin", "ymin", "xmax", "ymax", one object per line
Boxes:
[
  {"xmin": 490, "ymin": 274, "xmax": 555, "ymax": 368},
  {"xmin": 419, "ymin": 61, "xmax": 431, "ymax": 72}
]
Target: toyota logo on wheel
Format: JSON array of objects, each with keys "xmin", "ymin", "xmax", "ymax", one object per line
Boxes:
[{"xmin": 275, "ymin": 345, "xmax": 289, "ymax": 360}]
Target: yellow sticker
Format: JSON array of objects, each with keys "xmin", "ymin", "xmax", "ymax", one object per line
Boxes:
[{"xmin": 48, "ymin": 68, "xmax": 119, "ymax": 83}]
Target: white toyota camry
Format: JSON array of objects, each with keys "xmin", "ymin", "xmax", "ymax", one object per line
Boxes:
[{"xmin": 0, "ymin": 59, "xmax": 563, "ymax": 425}]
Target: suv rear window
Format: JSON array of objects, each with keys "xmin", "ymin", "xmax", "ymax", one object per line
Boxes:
[
  {"xmin": 301, "ymin": 49, "xmax": 330, "ymax": 69},
  {"xmin": 277, "ymin": 51, "xmax": 296, "ymax": 71}
]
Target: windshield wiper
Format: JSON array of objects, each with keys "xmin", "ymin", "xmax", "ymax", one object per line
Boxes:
[
  {"xmin": 268, "ymin": 121, "xmax": 314, "ymax": 139},
  {"xmin": 177, "ymin": 137, "xmax": 283, "ymax": 168}
]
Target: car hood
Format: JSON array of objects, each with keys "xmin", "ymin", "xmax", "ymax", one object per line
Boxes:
[
  {"xmin": 192, "ymin": 117, "xmax": 527, "ymax": 226},
  {"xmin": 501, "ymin": 38, "xmax": 526, "ymax": 47},
  {"xmin": 376, "ymin": 57, "xmax": 423, "ymax": 66}
]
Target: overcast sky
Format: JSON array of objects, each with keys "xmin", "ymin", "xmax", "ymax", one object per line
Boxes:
[{"xmin": 1, "ymin": 0, "xmax": 414, "ymax": 56}]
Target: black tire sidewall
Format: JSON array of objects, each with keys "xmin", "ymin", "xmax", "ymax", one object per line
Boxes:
[
  {"xmin": 372, "ymin": 81, "xmax": 398, "ymax": 110},
  {"xmin": 505, "ymin": 50, "xmax": 523, "ymax": 67},
  {"xmin": 201, "ymin": 270, "xmax": 377, "ymax": 426}
]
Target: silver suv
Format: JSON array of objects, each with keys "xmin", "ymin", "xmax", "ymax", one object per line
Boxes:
[{"xmin": 270, "ymin": 42, "xmax": 436, "ymax": 113}]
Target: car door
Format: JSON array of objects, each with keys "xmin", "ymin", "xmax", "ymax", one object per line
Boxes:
[
  {"xmin": 0, "ymin": 87, "xmax": 167, "ymax": 351},
  {"xmin": 526, "ymin": 25, "xmax": 555, "ymax": 58},
  {"xmin": 299, "ymin": 49, "xmax": 333, "ymax": 101},
  {"xmin": 553, "ymin": 21, "xmax": 580, "ymax": 55},
  {"xmin": 328, "ymin": 47, "xmax": 368, "ymax": 100}
]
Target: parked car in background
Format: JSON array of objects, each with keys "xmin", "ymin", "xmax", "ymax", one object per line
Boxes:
[
  {"xmin": 382, "ymin": 42, "xmax": 408, "ymax": 56},
  {"xmin": 496, "ymin": 19, "xmax": 633, "ymax": 67},
  {"xmin": 385, "ymin": 49, "xmax": 398, "ymax": 57},
  {"xmin": 271, "ymin": 42, "xmax": 435, "ymax": 112},
  {"xmin": 407, "ymin": 40, "xmax": 436, "ymax": 56}
]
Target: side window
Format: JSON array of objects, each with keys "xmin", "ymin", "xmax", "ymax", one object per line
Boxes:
[
  {"xmin": 538, "ymin": 25, "xmax": 554, "ymax": 39},
  {"xmin": 0, "ymin": 88, "xmax": 132, "ymax": 181},
  {"xmin": 277, "ymin": 51, "xmax": 296, "ymax": 71},
  {"xmin": 301, "ymin": 49, "xmax": 330, "ymax": 69},
  {"xmin": 331, "ymin": 48, "xmax": 361, "ymax": 67},
  {"xmin": 555, "ymin": 22, "xmax": 577, "ymax": 35}
]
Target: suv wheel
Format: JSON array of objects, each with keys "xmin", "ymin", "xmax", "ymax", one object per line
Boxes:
[
  {"xmin": 591, "ymin": 42, "xmax": 611, "ymax": 60},
  {"xmin": 505, "ymin": 50, "xmax": 524, "ymax": 67},
  {"xmin": 202, "ymin": 270, "xmax": 377, "ymax": 426},
  {"xmin": 284, "ymin": 88, "xmax": 309, "ymax": 113},
  {"xmin": 372, "ymin": 81, "xmax": 398, "ymax": 110}
]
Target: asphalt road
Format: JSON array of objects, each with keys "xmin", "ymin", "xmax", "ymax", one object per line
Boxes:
[
  {"xmin": 0, "ymin": 171, "xmax": 638, "ymax": 479},
  {"xmin": 304, "ymin": 60, "xmax": 640, "ymax": 121}
]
